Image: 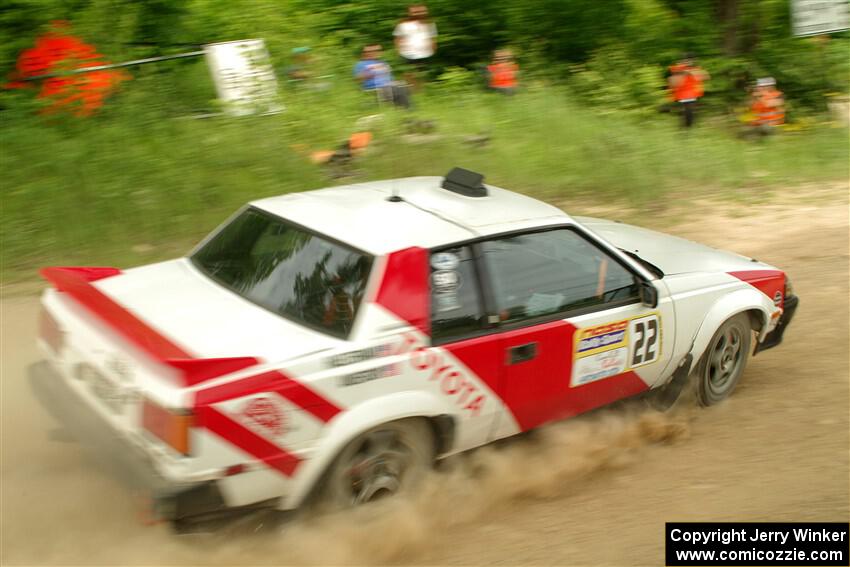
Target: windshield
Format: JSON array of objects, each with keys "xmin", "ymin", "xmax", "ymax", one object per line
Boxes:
[{"xmin": 191, "ymin": 207, "xmax": 373, "ymax": 339}]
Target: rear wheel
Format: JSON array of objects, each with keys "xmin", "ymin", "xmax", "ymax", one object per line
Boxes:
[
  {"xmin": 317, "ymin": 419, "xmax": 434, "ymax": 509},
  {"xmin": 695, "ymin": 314, "xmax": 752, "ymax": 406}
]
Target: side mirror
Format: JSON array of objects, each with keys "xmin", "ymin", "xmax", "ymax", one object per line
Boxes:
[{"xmin": 639, "ymin": 280, "xmax": 658, "ymax": 308}]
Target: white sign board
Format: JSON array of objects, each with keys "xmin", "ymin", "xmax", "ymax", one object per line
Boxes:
[
  {"xmin": 204, "ymin": 39, "xmax": 282, "ymax": 116},
  {"xmin": 791, "ymin": 0, "xmax": 850, "ymax": 37}
]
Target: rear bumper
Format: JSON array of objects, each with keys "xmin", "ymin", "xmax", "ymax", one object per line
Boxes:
[
  {"xmin": 755, "ymin": 294, "xmax": 799, "ymax": 354},
  {"xmin": 28, "ymin": 360, "xmax": 222, "ymax": 522}
]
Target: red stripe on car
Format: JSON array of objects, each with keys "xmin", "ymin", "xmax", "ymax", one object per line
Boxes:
[
  {"xmin": 40, "ymin": 266, "xmax": 260, "ymax": 385},
  {"xmin": 41, "ymin": 266, "xmax": 192, "ymax": 360},
  {"xmin": 729, "ymin": 269, "xmax": 785, "ymax": 308},
  {"xmin": 195, "ymin": 370, "xmax": 342, "ymax": 423},
  {"xmin": 42, "ymin": 266, "xmax": 122, "ymax": 284},
  {"xmin": 199, "ymin": 406, "xmax": 302, "ymax": 476},
  {"xmin": 374, "ymin": 247, "xmax": 430, "ymax": 336},
  {"xmin": 167, "ymin": 357, "xmax": 261, "ymax": 387}
]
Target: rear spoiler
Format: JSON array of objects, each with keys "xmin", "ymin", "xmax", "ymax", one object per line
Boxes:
[{"xmin": 40, "ymin": 267, "xmax": 259, "ymax": 386}]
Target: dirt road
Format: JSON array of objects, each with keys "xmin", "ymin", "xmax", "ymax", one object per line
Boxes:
[{"xmin": 2, "ymin": 185, "xmax": 848, "ymax": 565}]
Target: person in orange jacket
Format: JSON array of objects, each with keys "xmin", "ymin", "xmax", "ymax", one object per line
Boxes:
[
  {"xmin": 668, "ymin": 54, "xmax": 710, "ymax": 128},
  {"xmin": 749, "ymin": 77, "xmax": 785, "ymax": 135},
  {"xmin": 487, "ymin": 49, "xmax": 519, "ymax": 95}
]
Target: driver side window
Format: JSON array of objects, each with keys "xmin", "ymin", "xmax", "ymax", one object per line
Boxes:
[{"xmin": 481, "ymin": 228, "xmax": 639, "ymax": 325}]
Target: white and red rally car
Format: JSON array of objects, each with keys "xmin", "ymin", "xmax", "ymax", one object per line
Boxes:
[{"xmin": 32, "ymin": 168, "xmax": 797, "ymax": 527}]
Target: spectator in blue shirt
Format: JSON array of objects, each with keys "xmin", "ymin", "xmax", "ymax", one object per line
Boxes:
[
  {"xmin": 353, "ymin": 44, "xmax": 410, "ymax": 108},
  {"xmin": 353, "ymin": 45, "xmax": 392, "ymax": 90}
]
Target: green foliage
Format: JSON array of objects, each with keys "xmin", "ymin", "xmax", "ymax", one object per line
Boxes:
[
  {"xmin": 567, "ymin": 45, "xmax": 669, "ymax": 114},
  {"xmin": 2, "ymin": 81, "xmax": 847, "ymax": 281},
  {"xmin": 1, "ymin": 0, "xmax": 848, "ymax": 113},
  {"xmin": 1, "ymin": 0, "xmax": 848, "ymax": 283},
  {"xmin": 754, "ymin": 35, "xmax": 850, "ymax": 112},
  {"xmin": 435, "ymin": 65, "xmax": 479, "ymax": 93}
]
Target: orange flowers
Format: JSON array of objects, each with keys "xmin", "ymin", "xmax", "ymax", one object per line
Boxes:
[{"xmin": 5, "ymin": 21, "xmax": 130, "ymax": 116}]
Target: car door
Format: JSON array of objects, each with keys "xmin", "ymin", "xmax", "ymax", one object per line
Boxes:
[{"xmin": 477, "ymin": 227, "xmax": 676, "ymax": 432}]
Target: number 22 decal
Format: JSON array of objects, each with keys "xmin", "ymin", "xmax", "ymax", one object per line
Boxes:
[{"xmin": 630, "ymin": 314, "xmax": 660, "ymax": 367}]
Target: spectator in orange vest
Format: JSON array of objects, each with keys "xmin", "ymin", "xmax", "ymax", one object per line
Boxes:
[
  {"xmin": 749, "ymin": 77, "xmax": 785, "ymax": 135},
  {"xmin": 668, "ymin": 54, "xmax": 709, "ymax": 128},
  {"xmin": 487, "ymin": 49, "xmax": 519, "ymax": 95}
]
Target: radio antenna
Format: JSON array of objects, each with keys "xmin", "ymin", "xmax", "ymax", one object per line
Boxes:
[{"xmin": 378, "ymin": 70, "xmax": 404, "ymax": 203}]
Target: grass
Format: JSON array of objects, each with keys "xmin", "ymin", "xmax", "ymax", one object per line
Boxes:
[{"xmin": 1, "ymin": 74, "xmax": 848, "ymax": 283}]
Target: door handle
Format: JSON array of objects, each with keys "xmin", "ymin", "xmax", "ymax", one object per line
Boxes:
[{"xmin": 508, "ymin": 342, "xmax": 538, "ymax": 365}]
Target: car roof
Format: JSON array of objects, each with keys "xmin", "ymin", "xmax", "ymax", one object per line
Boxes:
[{"xmin": 251, "ymin": 177, "xmax": 572, "ymax": 255}]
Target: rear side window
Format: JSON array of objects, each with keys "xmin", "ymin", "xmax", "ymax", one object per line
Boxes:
[
  {"xmin": 481, "ymin": 229, "xmax": 639, "ymax": 325},
  {"xmin": 430, "ymin": 246, "xmax": 485, "ymax": 341},
  {"xmin": 192, "ymin": 207, "xmax": 372, "ymax": 339}
]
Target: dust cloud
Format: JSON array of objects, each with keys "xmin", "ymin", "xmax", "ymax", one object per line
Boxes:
[{"xmin": 233, "ymin": 407, "xmax": 690, "ymax": 566}]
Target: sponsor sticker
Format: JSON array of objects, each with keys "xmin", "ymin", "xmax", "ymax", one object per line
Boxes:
[
  {"xmin": 430, "ymin": 252, "xmax": 460, "ymax": 271},
  {"xmin": 328, "ymin": 344, "xmax": 393, "ymax": 368},
  {"xmin": 571, "ymin": 347, "xmax": 628, "ymax": 386},
  {"xmin": 432, "ymin": 268, "xmax": 463, "ymax": 313},
  {"xmin": 240, "ymin": 396, "xmax": 286, "ymax": 437},
  {"xmin": 575, "ymin": 320, "xmax": 628, "ymax": 355},
  {"xmin": 337, "ymin": 364, "xmax": 399, "ymax": 387},
  {"xmin": 571, "ymin": 314, "xmax": 662, "ymax": 386},
  {"xmin": 432, "ymin": 270, "xmax": 461, "ymax": 293}
]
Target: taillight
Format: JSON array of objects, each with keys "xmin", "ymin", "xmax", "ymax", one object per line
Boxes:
[
  {"xmin": 39, "ymin": 308, "xmax": 64, "ymax": 354},
  {"xmin": 141, "ymin": 398, "xmax": 193, "ymax": 456}
]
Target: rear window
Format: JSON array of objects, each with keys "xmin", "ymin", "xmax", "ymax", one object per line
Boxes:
[{"xmin": 191, "ymin": 207, "xmax": 373, "ymax": 339}]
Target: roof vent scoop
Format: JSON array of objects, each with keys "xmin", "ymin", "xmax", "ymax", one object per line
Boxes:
[{"xmin": 441, "ymin": 167, "xmax": 488, "ymax": 198}]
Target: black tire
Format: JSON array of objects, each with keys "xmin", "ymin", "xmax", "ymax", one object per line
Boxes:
[
  {"xmin": 695, "ymin": 313, "xmax": 753, "ymax": 406},
  {"xmin": 316, "ymin": 418, "xmax": 434, "ymax": 510}
]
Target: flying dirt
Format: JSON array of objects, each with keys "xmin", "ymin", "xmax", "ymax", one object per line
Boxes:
[{"xmin": 2, "ymin": 184, "xmax": 847, "ymax": 565}]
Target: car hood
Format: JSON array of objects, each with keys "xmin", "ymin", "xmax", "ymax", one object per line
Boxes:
[
  {"xmin": 95, "ymin": 258, "xmax": 341, "ymax": 362},
  {"xmin": 574, "ymin": 216, "xmax": 766, "ymax": 275}
]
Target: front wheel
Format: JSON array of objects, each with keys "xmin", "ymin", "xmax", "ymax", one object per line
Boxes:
[
  {"xmin": 317, "ymin": 418, "xmax": 435, "ymax": 510},
  {"xmin": 695, "ymin": 314, "xmax": 753, "ymax": 406}
]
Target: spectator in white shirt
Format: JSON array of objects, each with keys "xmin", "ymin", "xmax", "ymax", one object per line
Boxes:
[{"xmin": 394, "ymin": 4, "xmax": 437, "ymax": 88}]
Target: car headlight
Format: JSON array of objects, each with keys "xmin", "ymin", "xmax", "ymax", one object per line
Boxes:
[{"xmin": 784, "ymin": 275, "xmax": 794, "ymax": 298}]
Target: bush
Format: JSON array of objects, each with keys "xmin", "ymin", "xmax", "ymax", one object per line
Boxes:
[
  {"xmin": 435, "ymin": 66, "xmax": 479, "ymax": 93},
  {"xmin": 566, "ymin": 45, "xmax": 667, "ymax": 114}
]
